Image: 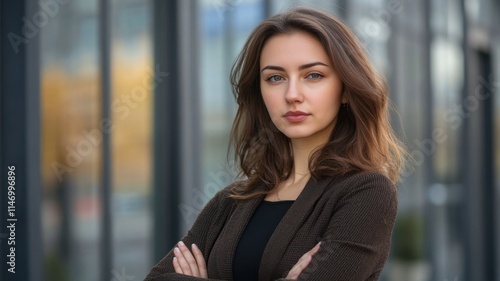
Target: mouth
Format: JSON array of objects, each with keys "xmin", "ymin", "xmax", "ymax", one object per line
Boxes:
[{"xmin": 283, "ymin": 111, "xmax": 310, "ymax": 123}]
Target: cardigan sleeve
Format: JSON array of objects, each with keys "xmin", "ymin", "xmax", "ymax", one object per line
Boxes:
[
  {"xmin": 144, "ymin": 186, "xmax": 234, "ymax": 281},
  {"xmin": 277, "ymin": 173, "xmax": 398, "ymax": 281}
]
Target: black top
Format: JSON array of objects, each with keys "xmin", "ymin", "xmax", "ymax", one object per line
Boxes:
[{"xmin": 233, "ymin": 200, "xmax": 294, "ymax": 281}]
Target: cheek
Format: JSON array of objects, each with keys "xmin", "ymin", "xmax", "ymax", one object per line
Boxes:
[
  {"xmin": 326, "ymin": 86, "xmax": 344, "ymax": 108},
  {"xmin": 261, "ymin": 93, "xmax": 278, "ymax": 114},
  {"xmin": 318, "ymin": 93, "xmax": 342, "ymax": 119}
]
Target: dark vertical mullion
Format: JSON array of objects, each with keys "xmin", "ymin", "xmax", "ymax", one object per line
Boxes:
[
  {"xmin": 478, "ymin": 50, "xmax": 495, "ymax": 281},
  {"xmin": 0, "ymin": 0, "xmax": 41, "ymax": 280},
  {"xmin": 178, "ymin": 0, "xmax": 201, "ymax": 234},
  {"xmin": 0, "ymin": 0, "xmax": 2, "ymax": 138},
  {"xmin": 99, "ymin": 0, "xmax": 113, "ymax": 280},
  {"xmin": 25, "ymin": 0, "xmax": 42, "ymax": 279},
  {"xmin": 263, "ymin": 0, "xmax": 272, "ymax": 17},
  {"xmin": 459, "ymin": 0, "xmax": 472, "ymax": 280},
  {"xmin": 421, "ymin": 1, "xmax": 437, "ymax": 281},
  {"xmin": 153, "ymin": 0, "xmax": 180, "ymax": 262}
]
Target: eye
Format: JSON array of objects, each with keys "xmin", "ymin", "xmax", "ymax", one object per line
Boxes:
[
  {"xmin": 266, "ymin": 75, "xmax": 284, "ymax": 83},
  {"xmin": 306, "ymin": 73, "xmax": 323, "ymax": 80}
]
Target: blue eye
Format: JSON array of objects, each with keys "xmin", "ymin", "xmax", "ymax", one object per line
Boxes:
[
  {"xmin": 307, "ymin": 73, "xmax": 323, "ymax": 80},
  {"xmin": 267, "ymin": 75, "xmax": 284, "ymax": 82}
]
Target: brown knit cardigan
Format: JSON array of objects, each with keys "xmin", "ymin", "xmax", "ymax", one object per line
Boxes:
[{"xmin": 144, "ymin": 172, "xmax": 398, "ymax": 281}]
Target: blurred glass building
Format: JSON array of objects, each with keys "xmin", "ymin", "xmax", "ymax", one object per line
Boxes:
[{"xmin": 1, "ymin": 0, "xmax": 499, "ymax": 281}]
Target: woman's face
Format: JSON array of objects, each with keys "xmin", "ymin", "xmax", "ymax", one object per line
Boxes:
[{"xmin": 260, "ymin": 31, "xmax": 345, "ymax": 145}]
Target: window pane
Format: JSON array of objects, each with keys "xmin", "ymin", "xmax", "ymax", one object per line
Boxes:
[
  {"xmin": 110, "ymin": 0, "xmax": 153, "ymax": 278},
  {"xmin": 41, "ymin": 1, "xmax": 102, "ymax": 280}
]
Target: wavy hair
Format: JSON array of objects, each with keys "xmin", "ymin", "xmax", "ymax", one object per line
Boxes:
[{"xmin": 228, "ymin": 7, "xmax": 406, "ymax": 199}]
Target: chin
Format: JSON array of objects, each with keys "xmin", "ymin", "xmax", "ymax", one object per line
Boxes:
[
  {"xmin": 280, "ymin": 125, "xmax": 334, "ymax": 142},
  {"xmin": 281, "ymin": 131, "xmax": 315, "ymax": 140}
]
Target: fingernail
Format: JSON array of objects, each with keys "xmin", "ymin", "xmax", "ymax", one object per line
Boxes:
[
  {"xmin": 173, "ymin": 257, "xmax": 177, "ymax": 262},
  {"xmin": 317, "ymin": 241, "xmax": 322, "ymax": 246},
  {"xmin": 174, "ymin": 247, "xmax": 180, "ymax": 254},
  {"xmin": 192, "ymin": 243, "xmax": 198, "ymax": 249},
  {"xmin": 178, "ymin": 241, "xmax": 185, "ymax": 247}
]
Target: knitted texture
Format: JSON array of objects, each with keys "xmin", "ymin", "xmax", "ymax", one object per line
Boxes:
[{"xmin": 144, "ymin": 171, "xmax": 397, "ymax": 281}]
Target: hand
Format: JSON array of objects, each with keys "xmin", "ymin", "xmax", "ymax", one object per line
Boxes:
[
  {"xmin": 285, "ymin": 242, "xmax": 321, "ymax": 279},
  {"xmin": 172, "ymin": 241, "xmax": 208, "ymax": 278}
]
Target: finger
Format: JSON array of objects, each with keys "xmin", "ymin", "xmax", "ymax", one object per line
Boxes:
[
  {"xmin": 295, "ymin": 242, "xmax": 321, "ymax": 272},
  {"xmin": 174, "ymin": 246, "xmax": 192, "ymax": 275},
  {"xmin": 286, "ymin": 242, "xmax": 321, "ymax": 279},
  {"xmin": 178, "ymin": 241, "xmax": 200, "ymax": 277},
  {"xmin": 298, "ymin": 242, "xmax": 321, "ymax": 263},
  {"xmin": 308, "ymin": 242, "xmax": 321, "ymax": 254},
  {"xmin": 295, "ymin": 243, "xmax": 320, "ymax": 265},
  {"xmin": 286, "ymin": 255, "xmax": 312, "ymax": 279},
  {"xmin": 191, "ymin": 244, "xmax": 208, "ymax": 278},
  {"xmin": 172, "ymin": 257, "xmax": 183, "ymax": 274}
]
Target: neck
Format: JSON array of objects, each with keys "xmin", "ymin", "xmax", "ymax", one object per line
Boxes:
[
  {"xmin": 288, "ymin": 139, "xmax": 319, "ymax": 182},
  {"xmin": 289, "ymin": 127, "xmax": 333, "ymax": 181}
]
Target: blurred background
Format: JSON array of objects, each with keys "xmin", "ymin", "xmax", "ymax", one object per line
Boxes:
[{"xmin": 0, "ymin": 0, "xmax": 499, "ymax": 280}]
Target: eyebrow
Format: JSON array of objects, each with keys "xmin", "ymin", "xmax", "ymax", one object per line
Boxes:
[{"xmin": 260, "ymin": 62, "xmax": 329, "ymax": 72}]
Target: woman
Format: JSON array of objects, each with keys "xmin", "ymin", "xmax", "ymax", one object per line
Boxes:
[{"xmin": 145, "ymin": 6, "xmax": 405, "ymax": 281}]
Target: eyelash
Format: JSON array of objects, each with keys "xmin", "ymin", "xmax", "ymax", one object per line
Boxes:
[
  {"xmin": 265, "ymin": 73, "xmax": 324, "ymax": 82},
  {"xmin": 266, "ymin": 75, "xmax": 284, "ymax": 82},
  {"xmin": 307, "ymin": 73, "xmax": 323, "ymax": 80}
]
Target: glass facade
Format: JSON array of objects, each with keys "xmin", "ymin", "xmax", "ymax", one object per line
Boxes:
[
  {"xmin": 109, "ymin": 1, "xmax": 152, "ymax": 279},
  {"xmin": 1, "ymin": 0, "xmax": 499, "ymax": 280},
  {"xmin": 39, "ymin": 0, "xmax": 153, "ymax": 280},
  {"xmin": 40, "ymin": 2, "xmax": 103, "ymax": 280}
]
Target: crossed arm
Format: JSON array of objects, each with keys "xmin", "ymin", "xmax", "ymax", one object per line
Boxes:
[
  {"xmin": 171, "ymin": 240, "xmax": 321, "ymax": 279},
  {"xmin": 145, "ymin": 174, "xmax": 397, "ymax": 281}
]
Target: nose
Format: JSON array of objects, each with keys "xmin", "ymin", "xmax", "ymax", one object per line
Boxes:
[{"xmin": 285, "ymin": 78, "xmax": 303, "ymax": 103}]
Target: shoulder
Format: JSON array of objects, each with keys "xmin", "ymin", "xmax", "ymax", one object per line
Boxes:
[
  {"xmin": 322, "ymin": 171, "xmax": 397, "ymax": 205},
  {"xmin": 210, "ymin": 182, "xmax": 238, "ymax": 204},
  {"xmin": 339, "ymin": 171, "xmax": 394, "ymax": 189},
  {"xmin": 315, "ymin": 172, "xmax": 398, "ymax": 231},
  {"xmin": 194, "ymin": 182, "xmax": 239, "ymax": 215},
  {"xmin": 208, "ymin": 180, "xmax": 250, "ymax": 208},
  {"xmin": 190, "ymin": 182, "xmax": 241, "ymax": 225}
]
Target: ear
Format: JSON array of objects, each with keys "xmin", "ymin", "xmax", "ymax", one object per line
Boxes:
[{"xmin": 341, "ymin": 92, "xmax": 348, "ymax": 104}]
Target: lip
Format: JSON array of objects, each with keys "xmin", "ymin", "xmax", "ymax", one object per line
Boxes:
[{"xmin": 283, "ymin": 111, "xmax": 310, "ymax": 123}]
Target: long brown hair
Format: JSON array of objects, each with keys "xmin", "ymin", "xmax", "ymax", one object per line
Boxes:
[{"xmin": 228, "ymin": 7, "xmax": 406, "ymax": 199}]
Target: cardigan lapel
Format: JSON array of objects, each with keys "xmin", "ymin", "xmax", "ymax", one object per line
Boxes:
[
  {"xmin": 214, "ymin": 186, "xmax": 266, "ymax": 280},
  {"xmin": 258, "ymin": 177, "xmax": 335, "ymax": 280}
]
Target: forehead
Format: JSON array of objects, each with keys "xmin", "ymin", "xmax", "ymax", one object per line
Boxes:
[{"xmin": 260, "ymin": 31, "xmax": 331, "ymax": 67}]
